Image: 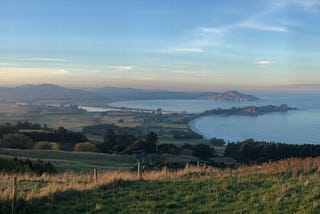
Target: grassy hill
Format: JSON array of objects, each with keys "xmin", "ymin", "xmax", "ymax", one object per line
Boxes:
[{"xmin": 1, "ymin": 157, "xmax": 320, "ymax": 213}]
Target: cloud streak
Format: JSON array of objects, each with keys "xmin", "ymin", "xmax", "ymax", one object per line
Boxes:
[
  {"xmin": 167, "ymin": 48, "xmax": 204, "ymax": 53},
  {"xmin": 108, "ymin": 65, "xmax": 136, "ymax": 72},
  {"xmin": 25, "ymin": 58, "xmax": 66, "ymax": 62},
  {"xmin": 0, "ymin": 67, "xmax": 69, "ymax": 76},
  {"xmin": 255, "ymin": 61, "xmax": 273, "ymax": 65},
  {"xmin": 240, "ymin": 20, "xmax": 287, "ymax": 32},
  {"xmin": 172, "ymin": 70, "xmax": 209, "ymax": 77}
]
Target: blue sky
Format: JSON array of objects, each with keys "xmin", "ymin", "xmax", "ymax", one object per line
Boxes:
[{"xmin": 1, "ymin": 0, "xmax": 320, "ymax": 91}]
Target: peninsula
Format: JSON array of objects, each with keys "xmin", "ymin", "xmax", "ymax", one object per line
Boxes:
[{"xmin": 200, "ymin": 104, "xmax": 296, "ymax": 116}]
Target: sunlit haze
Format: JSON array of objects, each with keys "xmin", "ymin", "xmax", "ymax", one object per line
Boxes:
[{"xmin": 1, "ymin": 0, "xmax": 320, "ymax": 91}]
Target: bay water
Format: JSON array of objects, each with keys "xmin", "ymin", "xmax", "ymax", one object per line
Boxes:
[{"xmin": 110, "ymin": 92, "xmax": 320, "ymax": 144}]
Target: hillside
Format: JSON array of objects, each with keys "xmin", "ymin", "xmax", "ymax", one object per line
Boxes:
[
  {"xmin": 200, "ymin": 90, "xmax": 258, "ymax": 101},
  {"xmin": 1, "ymin": 157, "xmax": 319, "ymax": 213}
]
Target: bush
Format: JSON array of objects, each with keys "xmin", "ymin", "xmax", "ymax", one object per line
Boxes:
[
  {"xmin": 0, "ymin": 133, "xmax": 34, "ymax": 149},
  {"xmin": 158, "ymin": 143, "xmax": 180, "ymax": 155},
  {"xmin": 74, "ymin": 142, "xmax": 97, "ymax": 152},
  {"xmin": 34, "ymin": 141, "xmax": 60, "ymax": 150},
  {"xmin": 0, "ymin": 157, "xmax": 56, "ymax": 175}
]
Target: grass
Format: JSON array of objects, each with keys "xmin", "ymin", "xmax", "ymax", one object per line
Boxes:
[
  {"xmin": 0, "ymin": 149, "xmax": 137, "ymax": 172},
  {"xmin": 24, "ymin": 113, "xmax": 98, "ymax": 132},
  {"xmin": 1, "ymin": 157, "xmax": 320, "ymax": 213},
  {"xmin": 160, "ymin": 138, "xmax": 211, "ymax": 146}
]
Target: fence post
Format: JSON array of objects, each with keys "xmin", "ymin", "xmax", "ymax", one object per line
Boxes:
[
  {"xmin": 11, "ymin": 176, "xmax": 16, "ymax": 214},
  {"xmin": 137, "ymin": 160, "xmax": 142, "ymax": 180},
  {"xmin": 197, "ymin": 160, "xmax": 200, "ymax": 169},
  {"xmin": 185, "ymin": 163, "xmax": 189, "ymax": 173},
  {"xmin": 163, "ymin": 165, "xmax": 167, "ymax": 177},
  {"xmin": 93, "ymin": 168, "xmax": 97, "ymax": 186}
]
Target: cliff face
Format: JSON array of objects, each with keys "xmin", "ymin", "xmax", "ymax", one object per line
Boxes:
[{"xmin": 202, "ymin": 91, "xmax": 258, "ymax": 101}]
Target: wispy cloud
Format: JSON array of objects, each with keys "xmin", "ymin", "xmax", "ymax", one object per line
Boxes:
[
  {"xmin": 0, "ymin": 62, "xmax": 15, "ymax": 66},
  {"xmin": 271, "ymin": 0, "xmax": 320, "ymax": 10},
  {"xmin": 255, "ymin": 61, "xmax": 273, "ymax": 65},
  {"xmin": 0, "ymin": 67, "xmax": 69, "ymax": 76},
  {"xmin": 164, "ymin": 26, "xmax": 227, "ymax": 54},
  {"xmin": 25, "ymin": 58, "xmax": 66, "ymax": 62},
  {"xmin": 240, "ymin": 20, "xmax": 287, "ymax": 32},
  {"xmin": 172, "ymin": 70, "xmax": 209, "ymax": 77},
  {"xmin": 167, "ymin": 48, "xmax": 204, "ymax": 53},
  {"xmin": 165, "ymin": 0, "xmax": 319, "ymax": 54}
]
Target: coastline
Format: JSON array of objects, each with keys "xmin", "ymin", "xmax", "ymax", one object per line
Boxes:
[{"xmin": 188, "ymin": 116, "xmax": 212, "ymax": 140}]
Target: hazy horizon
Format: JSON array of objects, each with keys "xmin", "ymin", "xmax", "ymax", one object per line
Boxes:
[{"xmin": 1, "ymin": 0, "xmax": 320, "ymax": 90}]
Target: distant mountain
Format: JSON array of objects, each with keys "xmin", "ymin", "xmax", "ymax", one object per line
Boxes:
[
  {"xmin": 94, "ymin": 87, "xmax": 258, "ymax": 102},
  {"xmin": 94, "ymin": 87, "xmax": 200, "ymax": 100},
  {"xmin": 0, "ymin": 84, "xmax": 258, "ymax": 104},
  {"xmin": 0, "ymin": 84, "xmax": 105, "ymax": 104}
]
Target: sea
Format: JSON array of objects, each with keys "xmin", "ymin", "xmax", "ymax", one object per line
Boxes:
[{"xmin": 110, "ymin": 92, "xmax": 320, "ymax": 144}]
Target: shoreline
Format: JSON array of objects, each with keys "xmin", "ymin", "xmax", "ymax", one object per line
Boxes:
[{"xmin": 188, "ymin": 116, "xmax": 212, "ymax": 140}]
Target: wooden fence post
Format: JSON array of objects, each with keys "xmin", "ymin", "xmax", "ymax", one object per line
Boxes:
[
  {"xmin": 137, "ymin": 160, "xmax": 142, "ymax": 180},
  {"xmin": 197, "ymin": 160, "xmax": 200, "ymax": 169},
  {"xmin": 11, "ymin": 176, "xmax": 16, "ymax": 214},
  {"xmin": 163, "ymin": 165, "xmax": 167, "ymax": 177},
  {"xmin": 93, "ymin": 168, "xmax": 97, "ymax": 186},
  {"xmin": 185, "ymin": 163, "xmax": 189, "ymax": 173}
]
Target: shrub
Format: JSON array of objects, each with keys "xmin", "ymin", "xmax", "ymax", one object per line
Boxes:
[
  {"xmin": 50, "ymin": 142, "xmax": 60, "ymax": 151},
  {"xmin": 74, "ymin": 142, "xmax": 97, "ymax": 152},
  {"xmin": 34, "ymin": 141, "xmax": 60, "ymax": 150}
]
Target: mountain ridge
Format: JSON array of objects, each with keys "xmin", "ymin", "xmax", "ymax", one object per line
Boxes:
[{"xmin": 0, "ymin": 84, "xmax": 258, "ymax": 104}]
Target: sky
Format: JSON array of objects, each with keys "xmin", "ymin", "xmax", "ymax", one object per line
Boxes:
[{"xmin": 1, "ymin": 0, "xmax": 320, "ymax": 91}]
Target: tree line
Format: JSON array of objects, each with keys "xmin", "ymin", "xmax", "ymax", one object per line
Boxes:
[{"xmin": 225, "ymin": 139, "xmax": 320, "ymax": 164}]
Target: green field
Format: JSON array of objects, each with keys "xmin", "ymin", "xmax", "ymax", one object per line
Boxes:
[
  {"xmin": 0, "ymin": 149, "xmax": 198, "ymax": 172},
  {"xmin": 0, "ymin": 149, "xmax": 136, "ymax": 172}
]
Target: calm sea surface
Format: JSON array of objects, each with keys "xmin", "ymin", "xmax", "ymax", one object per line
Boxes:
[{"xmin": 110, "ymin": 92, "xmax": 320, "ymax": 144}]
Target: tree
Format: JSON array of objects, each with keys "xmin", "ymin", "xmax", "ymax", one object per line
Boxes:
[
  {"xmin": 193, "ymin": 144, "xmax": 215, "ymax": 159},
  {"xmin": 145, "ymin": 132, "xmax": 158, "ymax": 144},
  {"xmin": 158, "ymin": 143, "xmax": 179, "ymax": 155},
  {"xmin": 0, "ymin": 133, "xmax": 33, "ymax": 149}
]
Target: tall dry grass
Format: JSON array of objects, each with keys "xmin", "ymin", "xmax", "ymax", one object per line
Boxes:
[{"xmin": 1, "ymin": 157, "xmax": 320, "ymax": 203}]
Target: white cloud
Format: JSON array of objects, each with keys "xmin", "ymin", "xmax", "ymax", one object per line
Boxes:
[
  {"xmin": 198, "ymin": 27, "xmax": 225, "ymax": 35},
  {"xmin": 108, "ymin": 65, "xmax": 136, "ymax": 71},
  {"xmin": 255, "ymin": 61, "xmax": 273, "ymax": 65}
]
